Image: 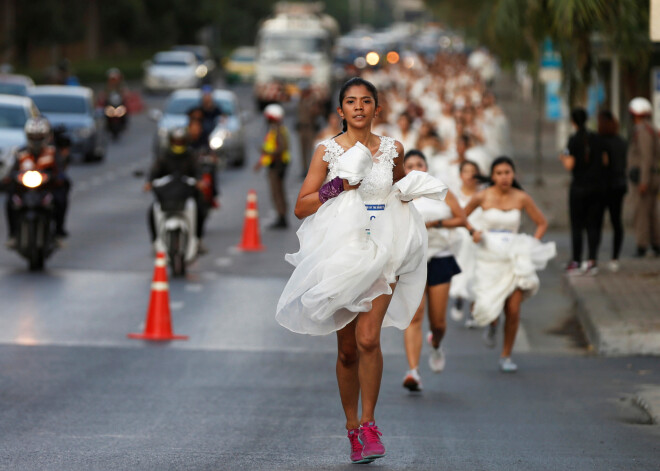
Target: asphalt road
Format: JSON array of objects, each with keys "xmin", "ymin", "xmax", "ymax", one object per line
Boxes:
[{"xmin": 0, "ymin": 84, "xmax": 658, "ymax": 470}]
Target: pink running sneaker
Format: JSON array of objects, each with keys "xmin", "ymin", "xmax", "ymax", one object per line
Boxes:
[
  {"xmin": 347, "ymin": 428, "xmax": 373, "ymax": 464},
  {"xmin": 358, "ymin": 422, "xmax": 386, "ymax": 460}
]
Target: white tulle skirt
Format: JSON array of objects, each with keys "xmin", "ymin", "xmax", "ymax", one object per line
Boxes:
[
  {"xmin": 447, "ymin": 227, "xmax": 476, "ymax": 300},
  {"xmin": 276, "ymin": 192, "xmax": 429, "ymax": 336},
  {"xmin": 472, "ymin": 232, "xmax": 556, "ymax": 326}
]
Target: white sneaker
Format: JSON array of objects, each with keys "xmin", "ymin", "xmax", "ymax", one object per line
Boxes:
[
  {"xmin": 428, "ymin": 346, "xmax": 446, "ymax": 373},
  {"xmin": 607, "ymin": 260, "xmax": 620, "ymax": 273},
  {"xmin": 464, "ymin": 315, "xmax": 478, "ymax": 329},
  {"xmin": 499, "ymin": 357, "xmax": 518, "ymax": 373},
  {"xmin": 450, "ymin": 305, "xmax": 463, "ymax": 322},
  {"xmin": 402, "ymin": 368, "xmax": 423, "ymax": 391},
  {"xmin": 581, "ymin": 261, "xmax": 599, "ymax": 276},
  {"xmin": 483, "ymin": 324, "xmax": 497, "ymax": 348}
]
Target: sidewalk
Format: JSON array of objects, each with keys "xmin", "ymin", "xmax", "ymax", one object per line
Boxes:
[{"xmin": 495, "ymin": 73, "xmax": 660, "ymax": 359}]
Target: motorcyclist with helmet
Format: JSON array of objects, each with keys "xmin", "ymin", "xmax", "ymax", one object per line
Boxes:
[
  {"xmin": 4, "ymin": 117, "xmax": 67, "ymax": 246},
  {"xmin": 144, "ymin": 127, "xmax": 209, "ymax": 251},
  {"xmin": 98, "ymin": 68, "xmax": 129, "ymax": 133}
]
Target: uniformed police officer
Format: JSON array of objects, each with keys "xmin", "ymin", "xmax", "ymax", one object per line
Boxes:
[{"xmin": 627, "ymin": 97, "xmax": 660, "ymax": 257}]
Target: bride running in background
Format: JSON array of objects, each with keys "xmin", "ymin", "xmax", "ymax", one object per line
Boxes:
[
  {"xmin": 464, "ymin": 157, "xmax": 555, "ymax": 373},
  {"xmin": 449, "ymin": 160, "xmax": 484, "ymax": 326},
  {"xmin": 401, "ymin": 150, "xmax": 465, "ymax": 392}
]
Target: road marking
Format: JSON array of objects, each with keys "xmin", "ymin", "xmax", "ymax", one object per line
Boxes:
[
  {"xmin": 185, "ymin": 284, "xmax": 203, "ymax": 292},
  {"xmin": 171, "ymin": 301, "xmax": 184, "ymax": 310},
  {"xmin": 214, "ymin": 257, "xmax": 233, "ymax": 267},
  {"xmin": 227, "ymin": 246, "xmax": 241, "ymax": 255}
]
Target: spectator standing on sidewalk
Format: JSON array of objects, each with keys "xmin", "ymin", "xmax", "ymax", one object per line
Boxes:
[
  {"xmin": 253, "ymin": 104, "xmax": 290, "ymax": 229},
  {"xmin": 598, "ymin": 110, "xmax": 628, "ymax": 271},
  {"xmin": 627, "ymin": 98, "xmax": 660, "ymax": 257},
  {"xmin": 559, "ymin": 108, "xmax": 606, "ymax": 275}
]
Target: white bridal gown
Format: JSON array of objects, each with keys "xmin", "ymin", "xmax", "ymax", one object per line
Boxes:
[
  {"xmin": 471, "ymin": 208, "xmax": 556, "ymax": 326},
  {"xmin": 276, "ymin": 137, "xmax": 448, "ymax": 335}
]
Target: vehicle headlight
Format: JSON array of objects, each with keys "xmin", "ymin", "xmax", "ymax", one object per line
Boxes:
[
  {"xmin": 76, "ymin": 127, "xmax": 93, "ymax": 139},
  {"xmin": 195, "ymin": 65, "xmax": 208, "ymax": 78},
  {"xmin": 22, "ymin": 170, "xmax": 43, "ymax": 188},
  {"xmin": 210, "ymin": 130, "xmax": 233, "ymax": 150},
  {"xmin": 209, "ymin": 136, "xmax": 224, "ymax": 150}
]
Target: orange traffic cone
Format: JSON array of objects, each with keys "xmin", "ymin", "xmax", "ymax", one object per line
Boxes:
[
  {"xmin": 237, "ymin": 189, "xmax": 265, "ymax": 251},
  {"xmin": 128, "ymin": 252, "xmax": 188, "ymax": 341}
]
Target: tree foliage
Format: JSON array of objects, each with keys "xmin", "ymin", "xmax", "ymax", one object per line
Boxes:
[{"xmin": 425, "ymin": 0, "xmax": 652, "ymax": 105}]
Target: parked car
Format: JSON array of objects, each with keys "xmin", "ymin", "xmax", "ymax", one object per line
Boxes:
[
  {"xmin": 0, "ymin": 95, "xmax": 39, "ymax": 179},
  {"xmin": 29, "ymin": 86, "xmax": 106, "ymax": 162},
  {"xmin": 143, "ymin": 51, "xmax": 201, "ymax": 93},
  {"xmin": 0, "ymin": 74, "xmax": 35, "ymax": 97},
  {"xmin": 224, "ymin": 46, "xmax": 256, "ymax": 84},
  {"xmin": 171, "ymin": 45, "xmax": 216, "ymax": 83},
  {"xmin": 151, "ymin": 88, "xmax": 246, "ymax": 166}
]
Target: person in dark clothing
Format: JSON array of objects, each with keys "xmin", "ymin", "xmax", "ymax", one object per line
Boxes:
[
  {"xmin": 598, "ymin": 110, "xmax": 628, "ymax": 272},
  {"xmin": 559, "ymin": 108, "xmax": 607, "ymax": 275},
  {"xmin": 144, "ymin": 127, "xmax": 206, "ymax": 244},
  {"xmin": 52, "ymin": 126, "xmax": 73, "ymax": 237}
]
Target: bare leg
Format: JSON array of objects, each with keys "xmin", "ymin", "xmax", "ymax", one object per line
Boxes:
[
  {"xmin": 356, "ymin": 283, "xmax": 396, "ymax": 424},
  {"xmin": 336, "ymin": 319, "xmax": 360, "ymax": 430},
  {"xmin": 427, "ymin": 282, "xmax": 450, "ymax": 348},
  {"xmin": 404, "ymin": 292, "xmax": 426, "ymax": 370},
  {"xmin": 502, "ymin": 289, "xmax": 523, "ymax": 358}
]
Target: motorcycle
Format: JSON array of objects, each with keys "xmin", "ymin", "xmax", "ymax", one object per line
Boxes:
[
  {"xmin": 151, "ymin": 175, "xmax": 199, "ymax": 277},
  {"xmin": 104, "ymin": 91, "xmax": 127, "ymax": 140},
  {"xmin": 10, "ymin": 170, "xmax": 58, "ymax": 271}
]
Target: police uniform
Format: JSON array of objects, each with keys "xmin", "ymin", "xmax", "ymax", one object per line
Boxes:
[
  {"xmin": 627, "ymin": 121, "xmax": 660, "ymax": 252},
  {"xmin": 260, "ymin": 123, "xmax": 290, "ymax": 227}
]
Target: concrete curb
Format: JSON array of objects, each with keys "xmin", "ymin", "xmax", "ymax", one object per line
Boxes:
[
  {"xmin": 563, "ymin": 275, "xmax": 660, "ymax": 356},
  {"xmin": 634, "ymin": 385, "xmax": 660, "ymax": 424}
]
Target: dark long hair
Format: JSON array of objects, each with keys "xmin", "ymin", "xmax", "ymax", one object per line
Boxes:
[
  {"xmin": 403, "ymin": 149, "xmax": 427, "ymax": 164},
  {"xmin": 336, "ymin": 77, "xmax": 379, "ymax": 134},
  {"xmin": 489, "ymin": 156, "xmax": 524, "ymax": 190}
]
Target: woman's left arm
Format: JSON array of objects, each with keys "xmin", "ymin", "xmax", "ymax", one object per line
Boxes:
[
  {"xmin": 392, "ymin": 140, "xmax": 405, "ymax": 183},
  {"xmin": 522, "ymin": 192, "xmax": 548, "ymax": 240},
  {"xmin": 429, "ymin": 191, "xmax": 466, "ymax": 228}
]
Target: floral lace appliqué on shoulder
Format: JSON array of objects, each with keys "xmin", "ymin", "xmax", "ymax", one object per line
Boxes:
[{"xmin": 320, "ymin": 138, "xmax": 344, "ymax": 165}]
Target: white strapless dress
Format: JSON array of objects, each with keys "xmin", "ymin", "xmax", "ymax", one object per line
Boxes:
[
  {"xmin": 472, "ymin": 208, "xmax": 556, "ymax": 326},
  {"xmin": 276, "ymin": 136, "xmax": 448, "ymax": 335}
]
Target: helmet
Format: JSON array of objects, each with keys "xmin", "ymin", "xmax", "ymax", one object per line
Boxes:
[
  {"xmin": 168, "ymin": 127, "xmax": 189, "ymax": 155},
  {"xmin": 628, "ymin": 97, "xmax": 652, "ymax": 116},
  {"xmin": 24, "ymin": 117, "xmax": 51, "ymax": 149},
  {"xmin": 107, "ymin": 67, "xmax": 122, "ymax": 80},
  {"xmin": 264, "ymin": 103, "xmax": 284, "ymax": 121}
]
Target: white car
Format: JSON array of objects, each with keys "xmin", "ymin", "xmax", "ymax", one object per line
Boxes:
[
  {"xmin": 143, "ymin": 51, "xmax": 203, "ymax": 93},
  {"xmin": 0, "ymin": 94, "xmax": 39, "ymax": 179}
]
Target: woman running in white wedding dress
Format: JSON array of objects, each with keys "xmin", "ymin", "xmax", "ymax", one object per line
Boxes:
[
  {"xmin": 464, "ymin": 156, "xmax": 555, "ymax": 373},
  {"xmin": 276, "ymin": 78, "xmax": 447, "ymax": 464}
]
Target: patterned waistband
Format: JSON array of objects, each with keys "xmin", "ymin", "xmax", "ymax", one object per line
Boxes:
[
  {"xmin": 488, "ymin": 229, "xmax": 513, "ymax": 233},
  {"xmin": 365, "ymin": 204, "xmax": 386, "ymax": 211}
]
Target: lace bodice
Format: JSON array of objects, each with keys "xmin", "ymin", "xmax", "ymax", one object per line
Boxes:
[
  {"xmin": 480, "ymin": 208, "xmax": 520, "ymax": 233},
  {"xmin": 319, "ymin": 136, "xmax": 397, "ymax": 204}
]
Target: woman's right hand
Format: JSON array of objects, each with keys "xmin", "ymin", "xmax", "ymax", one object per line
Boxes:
[{"xmin": 342, "ymin": 179, "xmax": 360, "ymax": 191}]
